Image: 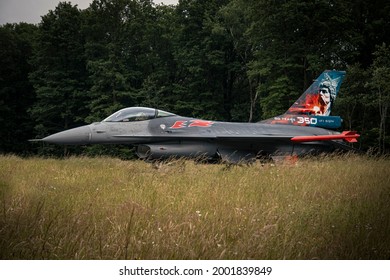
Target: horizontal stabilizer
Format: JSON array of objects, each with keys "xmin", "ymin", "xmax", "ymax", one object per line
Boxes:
[{"xmin": 291, "ymin": 131, "xmax": 360, "ymax": 143}]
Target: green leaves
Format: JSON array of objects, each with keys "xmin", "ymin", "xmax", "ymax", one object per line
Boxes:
[
  {"xmin": 1, "ymin": 0, "xmax": 390, "ymax": 155},
  {"xmin": 0, "ymin": 23, "xmax": 37, "ymax": 154}
]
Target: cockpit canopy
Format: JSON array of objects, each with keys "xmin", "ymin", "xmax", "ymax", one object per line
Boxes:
[{"xmin": 103, "ymin": 107, "xmax": 176, "ymax": 122}]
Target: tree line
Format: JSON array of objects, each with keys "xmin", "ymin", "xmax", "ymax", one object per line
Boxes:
[{"xmin": 0, "ymin": 0, "xmax": 389, "ymax": 157}]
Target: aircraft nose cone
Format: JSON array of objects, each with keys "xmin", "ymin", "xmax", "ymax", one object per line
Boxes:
[{"xmin": 42, "ymin": 125, "xmax": 92, "ymax": 145}]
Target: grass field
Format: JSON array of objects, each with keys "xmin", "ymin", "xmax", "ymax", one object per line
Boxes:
[{"xmin": 0, "ymin": 155, "xmax": 389, "ymax": 259}]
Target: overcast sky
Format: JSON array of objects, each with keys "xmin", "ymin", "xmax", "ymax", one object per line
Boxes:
[{"xmin": 0, "ymin": 0, "xmax": 179, "ymax": 25}]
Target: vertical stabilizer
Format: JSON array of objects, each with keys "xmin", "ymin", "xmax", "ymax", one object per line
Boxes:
[
  {"xmin": 287, "ymin": 70, "xmax": 345, "ymax": 116},
  {"xmin": 262, "ymin": 70, "xmax": 346, "ymax": 129}
]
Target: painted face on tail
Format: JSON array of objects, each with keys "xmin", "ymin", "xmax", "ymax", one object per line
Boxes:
[
  {"xmin": 317, "ymin": 80, "xmax": 336, "ymax": 116},
  {"xmin": 319, "ymin": 86, "xmax": 331, "ymax": 105}
]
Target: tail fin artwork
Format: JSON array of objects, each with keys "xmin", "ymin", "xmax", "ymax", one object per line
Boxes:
[{"xmin": 262, "ymin": 70, "xmax": 346, "ymax": 129}]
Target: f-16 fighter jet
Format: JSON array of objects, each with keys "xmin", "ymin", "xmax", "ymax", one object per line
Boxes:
[{"xmin": 36, "ymin": 70, "xmax": 360, "ymax": 163}]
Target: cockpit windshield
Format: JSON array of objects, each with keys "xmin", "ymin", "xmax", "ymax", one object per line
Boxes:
[{"xmin": 103, "ymin": 107, "xmax": 175, "ymax": 122}]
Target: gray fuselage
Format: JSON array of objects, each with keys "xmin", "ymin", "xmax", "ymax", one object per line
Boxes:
[{"xmin": 42, "ymin": 114, "xmax": 344, "ymax": 162}]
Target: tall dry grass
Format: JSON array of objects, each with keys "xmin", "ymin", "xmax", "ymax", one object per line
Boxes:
[{"xmin": 0, "ymin": 155, "xmax": 389, "ymax": 259}]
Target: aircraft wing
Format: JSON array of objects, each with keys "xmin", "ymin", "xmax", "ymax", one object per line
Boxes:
[
  {"xmin": 111, "ymin": 134, "xmax": 291, "ymax": 141},
  {"xmin": 290, "ymin": 131, "xmax": 360, "ymax": 143},
  {"xmin": 112, "ymin": 131, "xmax": 359, "ymax": 143},
  {"xmin": 216, "ymin": 131, "xmax": 359, "ymax": 143}
]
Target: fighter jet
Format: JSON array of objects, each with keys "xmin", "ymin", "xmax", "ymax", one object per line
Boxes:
[{"xmin": 35, "ymin": 70, "xmax": 360, "ymax": 163}]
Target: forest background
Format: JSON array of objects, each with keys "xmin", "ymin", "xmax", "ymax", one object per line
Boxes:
[{"xmin": 1, "ymin": 0, "xmax": 389, "ymax": 157}]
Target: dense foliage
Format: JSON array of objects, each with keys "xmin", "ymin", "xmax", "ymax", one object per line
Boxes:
[{"xmin": 0, "ymin": 0, "xmax": 389, "ymax": 156}]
